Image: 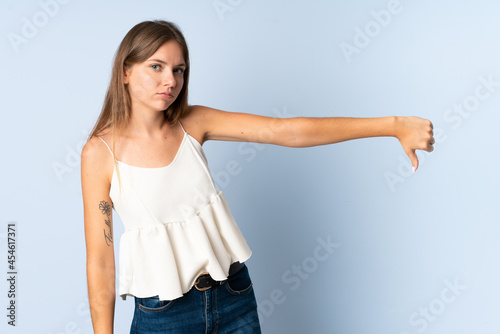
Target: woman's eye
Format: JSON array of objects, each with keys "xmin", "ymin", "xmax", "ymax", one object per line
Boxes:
[
  {"xmin": 174, "ymin": 68, "xmax": 184, "ymax": 74},
  {"xmin": 151, "ymin": 64, "xmax": 161, "ymax": 71}
]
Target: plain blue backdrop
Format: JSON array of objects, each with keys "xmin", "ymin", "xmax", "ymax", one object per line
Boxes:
[{"xmin": 1, "ymin": 0, "xmax": 499, "ymax": 333}]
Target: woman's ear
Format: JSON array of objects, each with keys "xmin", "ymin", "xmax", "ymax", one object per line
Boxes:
[{"xmin": 123, "ymin": 65, "xmax": 131, "ymax": 84}]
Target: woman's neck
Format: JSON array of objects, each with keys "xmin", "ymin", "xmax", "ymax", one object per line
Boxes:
[{"xmin": 126, "ymin": 108, "xmax": 172, "ymax": 139}]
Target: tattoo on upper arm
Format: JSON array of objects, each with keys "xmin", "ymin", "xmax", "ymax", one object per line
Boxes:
[{"xmin": 99, "ymin": 200, "xmax": 113, "ymax": 246}]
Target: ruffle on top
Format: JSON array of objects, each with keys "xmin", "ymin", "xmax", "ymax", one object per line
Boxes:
[
  {"xmin": 118, "ymin": 190, "xmax": 252, "ymax": 301},
  {"xmin": 101, "ymin": 126, "xmax": 253, "ymax": 301}
]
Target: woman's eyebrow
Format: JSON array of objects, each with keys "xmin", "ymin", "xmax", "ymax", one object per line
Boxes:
[{"xmin": 147, "ymin": 59, "xmax": 186, "ymax": 67}]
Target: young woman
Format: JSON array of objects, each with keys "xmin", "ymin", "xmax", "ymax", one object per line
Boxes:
[{"xmin": 81, "ymin": 20, "xmax": 434, "ymax": 334}]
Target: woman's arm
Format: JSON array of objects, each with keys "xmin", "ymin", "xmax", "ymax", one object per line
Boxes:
[
  {"xmin": 81, "ymin": 138, "xmax": 116, "ymax": 334},
  {"xmin": 280, "ymin": 115, "xmax": 434, "ymax": 171},
  {"xmin": 185, "ymin": 105, "xmax": 434, "ymax": 171}
]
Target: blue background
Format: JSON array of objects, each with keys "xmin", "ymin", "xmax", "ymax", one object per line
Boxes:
[{"xmin": 1, "ymin": 0, "xmax": 499, "ymax": 333}]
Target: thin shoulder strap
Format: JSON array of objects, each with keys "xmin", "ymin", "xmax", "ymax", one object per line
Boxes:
[
  {"xmin": 97, "ymin": 136, "xmax": 114, "ymax": 158},
  {"xmin": 178, "ymin": 120, "xmax": 187, "ymax": 134}
]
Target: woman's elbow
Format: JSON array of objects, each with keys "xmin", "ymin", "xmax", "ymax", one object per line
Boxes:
[{"xmin": 278, "ymin": 117, "xmax": 312, "ymax": 147}]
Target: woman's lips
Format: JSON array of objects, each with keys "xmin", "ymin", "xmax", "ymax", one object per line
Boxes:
[{"xmin": 158, "ymin": 92, "xmax": 174, "ymax": 99}]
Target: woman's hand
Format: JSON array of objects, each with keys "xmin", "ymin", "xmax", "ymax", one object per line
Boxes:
[{"xmin": 394, "ymin": 116, "xmax": 435, "ymax": 172}]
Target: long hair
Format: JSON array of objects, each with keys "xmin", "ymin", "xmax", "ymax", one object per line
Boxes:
[
  {"xmin": 87, "ymin": 20, "xmax": 190, "ymax": 189},
  {"xmin": 87, "ymin": 20, "xmax": 190, "ymax": 192}
]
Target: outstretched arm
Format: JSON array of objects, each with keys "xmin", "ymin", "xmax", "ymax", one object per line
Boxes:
[
  {"xmin": 283, "ymin": 115, "xmax": 434, "ymax": 171},
  {"xmin": 184, "ymin": 105, "xmax": 434, "ymax": 171}
]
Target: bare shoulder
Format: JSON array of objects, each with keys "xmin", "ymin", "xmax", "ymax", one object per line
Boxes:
[
  {"xmin": 180, "ymin": 105, "xmax": 225, "ymax": 145},
  {"xmin": 81, "ymin": 132, "xmax": 112, "ymax": 162},
  {"xmin": 81, "ymin": 133, "xmax": 115, "ymax": 185},
  {"xmin": 183, "ymin": 104, "xmax": 222, "ymax": 123},
  {"xmin": 181, "ymin": 105, "xmax": 280, "ymax": 144}
]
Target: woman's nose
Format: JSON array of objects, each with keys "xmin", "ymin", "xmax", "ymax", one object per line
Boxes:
[{"xmin": 163, "ymin": 70, "xmax": 176, "ymax": 87}]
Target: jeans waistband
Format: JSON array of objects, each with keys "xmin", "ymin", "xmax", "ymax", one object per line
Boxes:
[{"xmin": 194, "ymin": 262, "xmax": 244, "ymax": 291}]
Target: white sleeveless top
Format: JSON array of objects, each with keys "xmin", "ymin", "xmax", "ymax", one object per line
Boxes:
[{"xmin": 97, "ymin": 121, "xmax": 252, "ymax": 301}]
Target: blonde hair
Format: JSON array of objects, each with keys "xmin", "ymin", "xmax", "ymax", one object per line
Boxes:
[{"xmin": 87, "ymin": 20, "xmax": 191, "ymax": 189}]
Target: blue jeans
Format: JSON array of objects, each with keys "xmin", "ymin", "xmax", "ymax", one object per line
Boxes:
[{"xmin": 130, "ymin": 264, "xmax": 261, "ymax": 333}]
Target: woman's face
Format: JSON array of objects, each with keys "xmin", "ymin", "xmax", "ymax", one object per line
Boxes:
[{"xmin": 124, "ymin": 40, "xmax": 186, "ymax": 114}]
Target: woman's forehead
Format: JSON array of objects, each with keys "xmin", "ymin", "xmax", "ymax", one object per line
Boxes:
[{"xmin": 147, "ymin": 40, "xmax": 185, "ymax": 64}]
